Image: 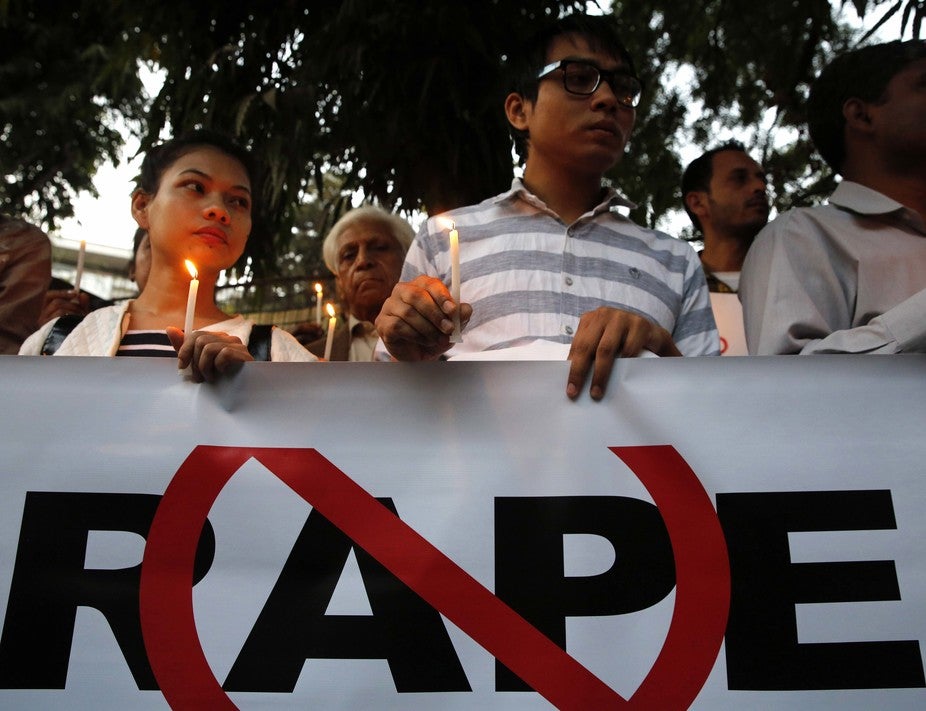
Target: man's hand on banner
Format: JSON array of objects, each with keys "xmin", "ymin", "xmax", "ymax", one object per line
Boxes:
[{"xmin": 567, "ymin": 307, "xmax": 680, "ymax": 400}]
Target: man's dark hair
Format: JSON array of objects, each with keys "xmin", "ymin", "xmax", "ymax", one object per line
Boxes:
[
  {"xmin": 681, "ymin": 141, "xmax": 748, "ymax": 233},
  {"xmin": 125, "ymin": 227, "xmax": 147, "ymax": 277},
  {"xmin": 504, "ymin": 13, "xmax": 640, "ymax": 163},
  {"xmin": 807, "ymin": 39, "xmax": 926, "ymax": 174},
  {"xmin": 130, "ymin": 226, "xmax": 147, "ymax": 257},
  {"xmin": 134, "ymin": 129, "xmax": 256, "ymax": 201}
]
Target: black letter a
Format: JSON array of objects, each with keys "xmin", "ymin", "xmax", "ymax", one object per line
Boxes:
[{"xmin": 224, "ymin": 500, "xmax": 470, "ymax": 693}]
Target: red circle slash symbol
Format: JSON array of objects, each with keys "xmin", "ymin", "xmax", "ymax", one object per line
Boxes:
[{"xmin": 140, "ymin": 445, "xmax": 729, "ymax": 709}]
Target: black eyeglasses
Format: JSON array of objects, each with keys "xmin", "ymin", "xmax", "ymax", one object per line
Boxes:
[{"xmin": 536, "ymin": 59, "xmax": 642, "ymax": 108}]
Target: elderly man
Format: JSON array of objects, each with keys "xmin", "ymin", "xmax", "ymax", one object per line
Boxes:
[
  {"xmin": 308, "ymin": 206, "xmax": 414, "ymax": 361},
  {"xmin": 741, "ymin": 40, "xmax": 926, "ymax": 355},
  {"xmin": 682, "ymin": 142, "xmax": 769, "ymax": 354}
]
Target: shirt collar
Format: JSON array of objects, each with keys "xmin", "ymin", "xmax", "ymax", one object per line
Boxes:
[
  {"xmin": 348, "ymin": 313, "xmax": 376, "ymax": 337},
  {"xmin": 830, "ymin": 181, "xmax": 907, "ymax": 214},
  {"xmin": 830, "ymin": 181, "xmax": 926, "ymax": 233},
  {"xmin": 497, "ymin": 177, "xmax": 638, "ymax": 218}
]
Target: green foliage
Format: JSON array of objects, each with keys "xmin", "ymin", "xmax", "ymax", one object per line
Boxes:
[
  {"xmin": 610, "ymin": 0, "xmax": 860, "ymax": 229},
  {"xmin": 217, "ymin": 170, "xmax": 345, "ymax": 316},
  {"xmin": 1, "ymin": 0, "xmax": 919, "ymax": 276},
  {"xmin": 858, "ymin": 0, "xmax": 926, "ymax": 41},
  {"xmin": 129, "ymin": 0, "xmax": 586, "ymax": 274},
  {"xmin": 0, "ymin": 1, "xmax": 144, "ymax": 224}
]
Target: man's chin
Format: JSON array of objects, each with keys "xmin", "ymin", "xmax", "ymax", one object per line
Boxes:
[
  {"xmin": 353, "ymin": 283, "xmax": 389, "ymax": 300},
  {"xmin": 349, "ymin": 292, "xmax": 390, "ymax": 322}
]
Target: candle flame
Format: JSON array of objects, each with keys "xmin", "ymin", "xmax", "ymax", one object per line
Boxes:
[
  {"xmin": 326, "ymin": 302, "xmax": 336, "ymax": 318},
  {"xmin": 314, "ymin": 282, "xmax": 323, "ymax": 293},
  {"xmin": 184, "ymin": 259, "xmax": 198, "ymax": 280},
  {"xmin": 436, "ymin": 217, "xmax": 456, "ymax": 231}
]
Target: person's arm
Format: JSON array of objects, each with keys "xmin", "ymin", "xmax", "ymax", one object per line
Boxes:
[
  {"xmin": 672, "ymin": 252, "xmax": 721, "ymax": 357},
  {"xmin": 38, "ymin": 289, "xmax": 91, "ymax": 326},
  {"xmin": 738, "ymin": 211, "xmax": 922, "ymax": 355},
  {"xmin": 0, "ymin": 227, "xmax": 51, "ymax": 354},
  {"xmin": 269, "ymin": 327, "xmax": 319, "ymax": 362},
  {"xmin": 794, "ymin": 288, "xmax": 926, "ymax": 354},
  {"xmin": 17, "ymin": 318, "xmax": 57, "ymax": 355},
  {"xmin": 740, "ymin": 214, "xmax": 823, "ymax": 355}
]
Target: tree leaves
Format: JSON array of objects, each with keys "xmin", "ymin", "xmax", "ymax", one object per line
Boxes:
[{"xmin": 1, "ymin": 0, "xmax": 918, "ymax": 278}]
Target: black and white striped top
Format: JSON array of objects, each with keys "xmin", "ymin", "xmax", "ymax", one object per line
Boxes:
[{"xmin": 116, "ymin": 330, "xmax": 176, "ymax": 357}]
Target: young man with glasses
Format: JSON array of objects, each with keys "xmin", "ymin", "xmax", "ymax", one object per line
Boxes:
[{"xmin": 376, "ymin": 13, "xmax": 718, "ymax": 399}]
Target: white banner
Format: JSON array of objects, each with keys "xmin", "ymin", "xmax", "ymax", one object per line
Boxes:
[{"xmin": 0, "ymin": 354, "xmax": 925, "ymax": 710}]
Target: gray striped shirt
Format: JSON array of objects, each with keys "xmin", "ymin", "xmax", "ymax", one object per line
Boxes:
[{"xmin": 402, "ymin": 179, "xmax": 719, "ymax": 357}]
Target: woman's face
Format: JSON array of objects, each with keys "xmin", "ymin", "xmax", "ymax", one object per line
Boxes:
[{"xmin": 132, "ymin": 146, "xmax": 252, "ymax": 274}]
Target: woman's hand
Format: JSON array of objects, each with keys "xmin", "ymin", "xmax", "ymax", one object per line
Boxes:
[{"xmin": 167, "ymin": 327, "xmax": 254, "ymax": 383}]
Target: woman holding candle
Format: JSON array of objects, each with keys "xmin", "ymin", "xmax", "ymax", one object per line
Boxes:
[{"xmin": 19, "ymin": 131, "xmax": 316, "ymax": 376}]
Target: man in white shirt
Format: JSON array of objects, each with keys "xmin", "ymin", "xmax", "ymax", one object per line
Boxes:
[
  {"xmin": 682, "ymin": 143, "xmax": 769, "ymax": 355},
  {"xmin": 740, "ymin": 39, "xmax": 926, "ymax": 355}
]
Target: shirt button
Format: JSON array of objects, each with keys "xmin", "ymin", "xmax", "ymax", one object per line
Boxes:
[
  {"xmin": 564, "ymin": 276, "xmax": 573, "ymax": 286},
  {"xmin": 565, "ymin": 325, "xmax": 574, "ymax": 335},
  {"xmin": 629, "ymin": 267, "xmax": 641, "ymax": 279}
]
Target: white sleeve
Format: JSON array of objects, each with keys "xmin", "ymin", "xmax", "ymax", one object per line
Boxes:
[
  {"xmin": 17, "ymin": 318, "xmax": 57, "ymax": 356},
  {"xmin": 741, "ymin": 212, "xmax": 926, "ymax": 355},
  {"xmin": 270, "ymin": 327, "xmax": 318, "ymax": 362}
]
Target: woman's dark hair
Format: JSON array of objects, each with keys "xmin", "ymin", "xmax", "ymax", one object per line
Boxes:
[
  {"xmin": 133, "ymin": 129, "xmax": 256, "ymax": 199},
  {"xmin": 125, "ymin": 227, "xmax": 147, "ymax": 277}
]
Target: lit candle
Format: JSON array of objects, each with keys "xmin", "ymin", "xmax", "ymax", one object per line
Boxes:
[
  {"xmin": 183, "ymin": 260, "xmax": 199, "ymax": 337},
  {"xmin": 323, "ymin": 302, "xmax": 337, "ymax": 361},
  {"xmin": 448, "ymin": 222, "xmax": 462, "ymax": 342},
  {"xmin": 314, "ymin": 282, "xmax": 323, "ymax": 323},
  {"xmin": 73, "ymin": 240, "xmax": 86, "ymax": 294}
]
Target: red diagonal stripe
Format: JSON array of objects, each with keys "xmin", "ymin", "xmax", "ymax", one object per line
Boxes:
[
  {"xmin": 270, "ymin": 448, "xmax": 625, "ymax": 710},
  {"xmin": 141, "ymin": 445, "xmax": 729, "ymax": 710},
  {"xmin": 141, "ymin": 446, "xmax": 625, "ymax": 710}
]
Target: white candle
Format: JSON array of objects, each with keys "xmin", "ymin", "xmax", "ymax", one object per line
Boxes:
[
  {"xmin": 73, "ymin": 240, "xmax": 86, "ymax": 294},
  {"xmin": 183, "ymin": 260, "xmax": 199, "ymax": 337},
  {"xmin": 314, "ymin": 282, "xmax": 323, "ymax": 323},
  {"xmin": 323, "ymin": 302, "xmax": 337, "ymax": 361},
  {"xmin": 449, "ymin": 222, "xmax": 462, "ymax": 342}
]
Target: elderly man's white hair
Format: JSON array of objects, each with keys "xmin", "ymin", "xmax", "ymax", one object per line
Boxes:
[{"xmin": 321, "ymin": 205, "xmax": 415, "ymax": 274}]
